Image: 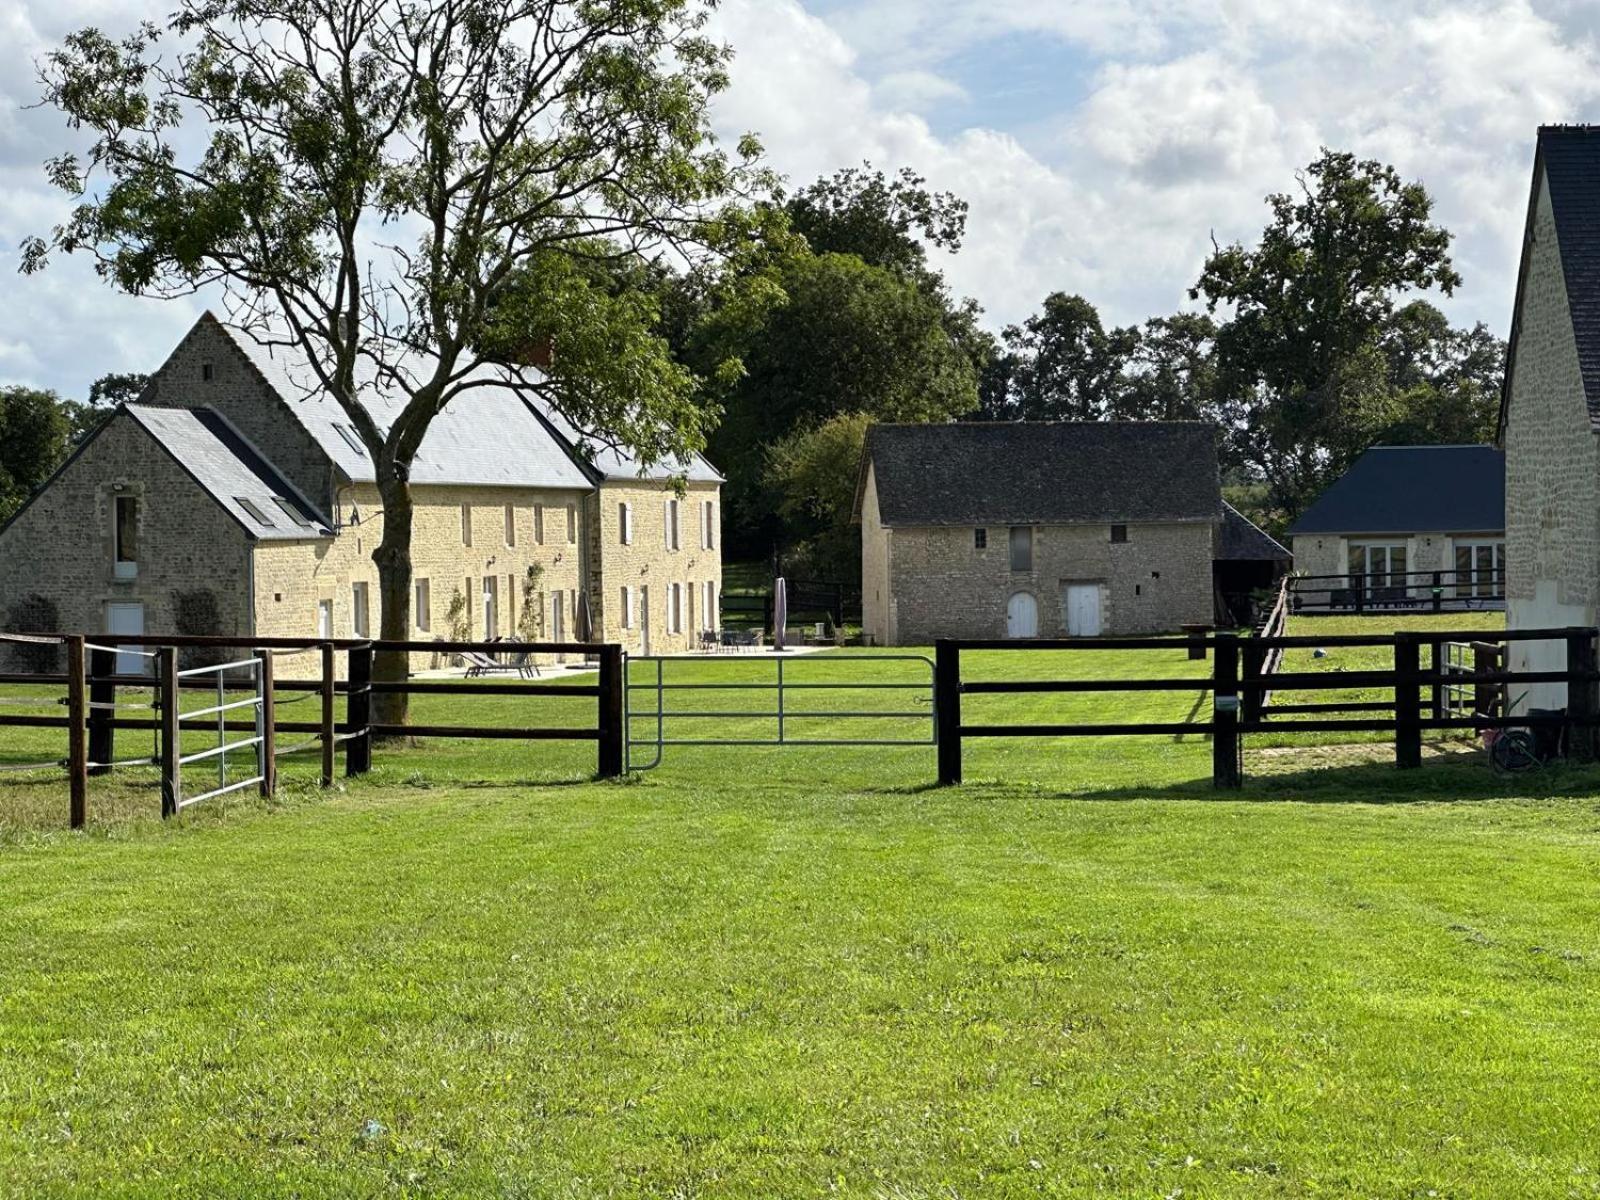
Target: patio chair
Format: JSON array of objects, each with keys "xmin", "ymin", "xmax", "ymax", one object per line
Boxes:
[{"xmin": 497, "ymin": 635, "xmax": 540, "ymax": 679}]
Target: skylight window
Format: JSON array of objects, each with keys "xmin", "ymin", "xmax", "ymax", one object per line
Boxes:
[
  {"xmin": 333, "ymin": 423, "xmax": 365, "ymax": 454},
  {"xmin": 273, "ymin": 497, "xmax": 314, "ymax": 529},
  {"xmin": 235, "ymin": 497, "xmax": 276, "ymax": 527}
]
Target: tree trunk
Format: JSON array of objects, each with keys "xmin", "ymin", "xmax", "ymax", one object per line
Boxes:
[{"xmin": 372, "ymin": 459, "xmax": 415, "ymax": 729}]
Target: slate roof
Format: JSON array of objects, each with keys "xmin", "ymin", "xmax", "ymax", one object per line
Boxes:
[
  {"xmin": 527, "ymin": 399, "xmax": 723, "ymax": 485},
  {"xmin": 212, "ymin": 317, "xmax": 593, "ymax": 490},
  {"xmin": 1538, "ymin": 126, "xmax": 1600, "ymax": 424},
  {"xmin": 125, "ymin": 405, "xmax": 331, "ymax": 539},
  {"xmin": 1287, "ymin": 445, "xmax": 1505, "ymax": 537},
  {"xmin": 1217, "ymin": 502, "xmax": 1291, "ymax": 562},
  {"xmin": 858, "ymin": 422, "xmax": 1222, "ymax": 526}
]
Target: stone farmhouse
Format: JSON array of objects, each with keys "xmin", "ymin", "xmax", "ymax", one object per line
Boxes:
[
  {"xmin": 1499, "ymin": 125, "xmax": 1600, "ymax": 709},
  {"xmin": 0, "ymin": 313, "xmax": 722, "ymax": 674},
  {"xmin": 854, "ymin": 422, "xmax": 1288, "ymax": 644},
  {"xmin": 1288, "ymin": 445, "xmax": 1506, "ymax": 604}
]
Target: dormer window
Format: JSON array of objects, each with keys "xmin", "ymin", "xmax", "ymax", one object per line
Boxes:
[{"xmin": 113, "ymin": 495, "xmax": 139, "ymax": 579}]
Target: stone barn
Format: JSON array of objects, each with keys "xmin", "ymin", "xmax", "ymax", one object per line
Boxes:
[{"xmin": 853, "ymin": 422, "xmax": 1244, "ymax": 644}]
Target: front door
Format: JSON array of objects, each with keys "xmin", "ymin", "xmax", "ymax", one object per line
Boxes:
[
  {"xmin": 105, "ymin": 602, "xmax": 145, "ymax": 675},
  {"xmin": 1005, "ymin": 591, "xmax": 1038, "ymax": 638},
  {"xmin": 1063, "ymin": 583, "xmax": 1102, "ymax": 637}
]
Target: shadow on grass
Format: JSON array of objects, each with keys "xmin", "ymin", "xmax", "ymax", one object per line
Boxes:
[{"xmin": 954, "ymin": 742, "xmax": 1600, "ymax": 805}]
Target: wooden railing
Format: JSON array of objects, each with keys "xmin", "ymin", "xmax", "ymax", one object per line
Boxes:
[{"xmin": 0, "ymin": 633, "xmax": 623, "ymax": 827}]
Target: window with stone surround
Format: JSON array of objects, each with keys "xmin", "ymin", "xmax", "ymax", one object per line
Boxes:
[
  {"xmin": 113, "ymin": 494, "xmax": 139, "ymax": 579},
  {"xmin": 1009, "ymin": 526, "xmax": 1032, "ymax": 572}
]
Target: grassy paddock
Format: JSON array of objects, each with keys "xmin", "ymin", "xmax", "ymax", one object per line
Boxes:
[{"xmin": 5, "ymin": 617, "xmax": 1600, "ymax": 1196}]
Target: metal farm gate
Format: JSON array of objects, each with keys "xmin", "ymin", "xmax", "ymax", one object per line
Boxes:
[{"xmin": 624, "ymin": 653, "xmax": 936, "ymax": 770}]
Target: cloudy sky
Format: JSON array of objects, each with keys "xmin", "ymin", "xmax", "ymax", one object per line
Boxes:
[{"xmin": 1, "ymin": 0, "xmax": 1598, "ymax": 397}]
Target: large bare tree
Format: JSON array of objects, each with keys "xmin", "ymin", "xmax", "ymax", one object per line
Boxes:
[{"xmin": 26, "ymin": 0, "xmax": 771, "ymax": 721}]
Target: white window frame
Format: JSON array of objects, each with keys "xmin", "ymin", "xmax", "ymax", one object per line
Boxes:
[
  {"xmin": 415, "ymin": 578, "xmax": 431, "ymax": 632},
  {"xmin": 665, "ymin": 499, "xmax": 681, "ymax": 552},
  {"xmin": 534, "ymin": 504, "xmax": 545, "ymax": 545},
  {"xmin": 352, "ymin": 582, "xmax": 370, "ymax": 638},
  {"xmin": 701, "ymin": 499, "xmax": 715, "ymax": 550},
  {"xmin": 703, "ymin": 581, "xmax": 716, "ymax": 631},
  {"xmin": 620, "ymin": 585, "xmax": 634, "ymax": 630},
  {"xmin": 113, "ymin": 494, "xmax": 139, "ymax": 579},
  {"xmin": 1453, "ymin": 539, "xmax": 1505, "ymax": 598},
  {"xmin": 669, "ymin": 582, "xmax": 683, "ymax": 634},
  {"xmin": 619, "ymin": 502, "xmax": 633, "ymax": 545},
  {"xmin": 566, "ymin": 503, "xmax": 576, "ymax": 544},
  {"xmin": 461, "ymin": 503, "xmax": 473, "ymax": 547},
  {"xmin": 504, "ymin": 504, "xmax": 516, "ymax": 547}
]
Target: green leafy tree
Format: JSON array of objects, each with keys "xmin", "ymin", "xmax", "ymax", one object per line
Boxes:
[
  {"xmin": 1120, "ymin": 313, "xmax": 1219, "ymax": 422},
  {"xmin": 763, "ymin": 410, "xmax": 872, "ymax": 582},
  {"xmin": 785, "ymin": 165, "xmax": 967, "ymax": 276},
  {"xmin": 0, "ymin": 387, "xmax": 73, "ymax": 523},
  {"xmin": 977, "ymin": 293, "xmax": 1138, "ymax": 421},
  {"xmin": 1192, "ymin": 149, "xmax": 1462, "ymax": 515},
  {"xmin": 701, "ymin": 250, "xmax": 981, "ymax": 553},
  {"xmin": 28, "ymin": 0, "xmax": 768, "ymax": 722},
  {"xmin": 1375, "ymin": 301, "xmax": 1504, "ymax": 445}
]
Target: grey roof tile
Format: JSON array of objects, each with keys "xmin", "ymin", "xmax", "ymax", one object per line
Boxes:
[
  {"xmin": 863, "ymin": 421, "xmax": 1222, "ymax": 526},
  {"xmin": 1217, "ymin": 502, "xmax": 1291, "ymax": 561},
  {"xmin": 1287, "ymin": 445, "xmax": 1504, "ymax": 536},
  {"xmin": 125, "ymin": 405, "xmax": 331, "ymax": 539},
  {"xmin": 215, "ymin": 321, "xmax": 593, "ymax": 490},
  {"xmin": 1541, "ymin": 126, "xmax": 1600, "ymax": 424}
]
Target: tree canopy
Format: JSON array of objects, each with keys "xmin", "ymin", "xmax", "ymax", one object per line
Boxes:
[{"xmin": 29, "ymin": 0, "xmax": 770, "ymax": 716}]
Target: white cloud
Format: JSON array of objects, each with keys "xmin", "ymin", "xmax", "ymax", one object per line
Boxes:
[{"xmin": 1, "ymin": 0, "xmax": 1599, "ymax": 397}]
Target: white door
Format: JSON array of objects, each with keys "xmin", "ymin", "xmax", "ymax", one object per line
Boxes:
[
  {"xmin": 483, "ymin": 576, "xmax": 499, "ymax": 640},
  {"xmin": 1005, "ymin": 591, "xmax": 1038, "ymax": 638},
  {"xmin": 640, "ymin": 585, "xmax": 652, "ymax": 655},
  {"xmin": 105, "ymin": 603, "xmax": 145, "ymax": 675},
  {"xmin": 1064, "ymin": 583, "xmax": 1102, "ymax": 637}
]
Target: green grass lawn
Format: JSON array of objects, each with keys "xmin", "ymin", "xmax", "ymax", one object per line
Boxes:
[{"xmin": 5, "ymin": 620, "xmax": 1600, "ymax": 1196}]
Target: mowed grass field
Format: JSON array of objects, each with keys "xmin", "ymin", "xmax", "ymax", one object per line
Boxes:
[{"xmin": 5, "ymin": 616, "xmax": 1600, "ymax": 1196}]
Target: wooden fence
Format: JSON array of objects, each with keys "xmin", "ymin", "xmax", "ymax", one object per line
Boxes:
[
  {"xmin": 1289, "ymin": 569, "xmax": 1505, "ymax": 614},
  {"xmin": 934, "ymin": 626, "xmax": 1600, "ymax": 788},
  {"xmin": 0, "ymin": 633, "xmax": 622, "ymax": 827}
]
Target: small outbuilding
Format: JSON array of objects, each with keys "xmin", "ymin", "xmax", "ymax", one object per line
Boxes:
[
  {"xmin": 854, "ymin": 421, "xmax": 1272, "ymax": 643},
  {"xmin": 1287, "ymin": 445, "xmax": 1506, "ymax": 608}
]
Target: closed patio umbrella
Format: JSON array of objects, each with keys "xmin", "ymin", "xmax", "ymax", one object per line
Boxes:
[
  {"xmin": 576, "ymin": 590, "xmax": 594, "ymax": 643},
  {"xmin": 773, "ymin": 576, "xmax": 788, "ymax": 652}
]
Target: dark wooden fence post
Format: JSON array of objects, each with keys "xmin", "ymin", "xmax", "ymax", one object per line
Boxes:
[
  {"xmin": 1566, "ymin": 627, "xmax": 1598, "ymax": 763},
  {"xmin": 346, "ymin": 642, "xmax": 372, "ymax": 777},
  {"xmin": 320, "ymin": 643, "xmax": 336, "ymax": 787},
  {"xmin": 1431, "ymin": 571, "xmax": 1443, "ymax": 613},
  {"xmin": 1394, "ymin": 633, "xmax": 1422, "ymax": 769},
  {"xmin": 86, "ymin": 645, "xmax": 115, "ymax": 777},
  {"xmin": 159, "ymin": 646, "xmax": 180, "ymax": 818},
  {"xmin": 1213, "ymin": 631, "xmax": 1242, "ymax": 789},
  {"xmin": 1241, "ymin": 639, "xmax": 1264, "ymax": 724},
  {"xmin": 66, "ymin": 635, "xmax": 87, "ymax": 829},
  {"xmin": 257, "ymin": 650, "xmax": 277, "ymax": 797},
  {"xmin": 597, "ymin": 643, "xmax": 625, "ymax": 778},
  {"xmin": 935, "ymin": 640, "xmax": 962, "ymax": 786}
]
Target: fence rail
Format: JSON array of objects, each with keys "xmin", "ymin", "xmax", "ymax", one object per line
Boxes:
[
  {"xmin": 0, "ymin": 633, "xmax": 624, "ymax": 826},
  {"xmin": 1289, "ymin": 568, "xmax": 1505, "ymax": 614},
  {"xmin": 934, "ymin": 625, "xmax": 1600, "ymax": 788}
]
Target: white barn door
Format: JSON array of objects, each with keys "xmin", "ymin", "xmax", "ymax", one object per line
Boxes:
[
  {"xmin": 1063, "ymin": 583, "xmax": 1102, "ymax": 637},
  {"xmin": 1005, "ymin": 592, "xmax": 1038, "ymax": 638}
]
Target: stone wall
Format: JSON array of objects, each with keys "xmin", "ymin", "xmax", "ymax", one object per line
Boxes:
[
  {"xmin": 253, "ymin": 482, "xmax": 589, "ymax": 676},
  {"xmin": 583, "ymin": 480, "xmax": 722, "ymax": 655},
  {"xmin": 0, "ymin": 413, "xmax": 253, "ymax": 668},
  {"xmin": 144, "ymin": 316, "xmax": 338, "ymax": 513},
  {"xmin": 1503, "ymin": 170, "xmax": 1600, "ymax": 710},
  {"xmin": 881, "ymin": 517, "xmax": 1215, "ymax": 644}
]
